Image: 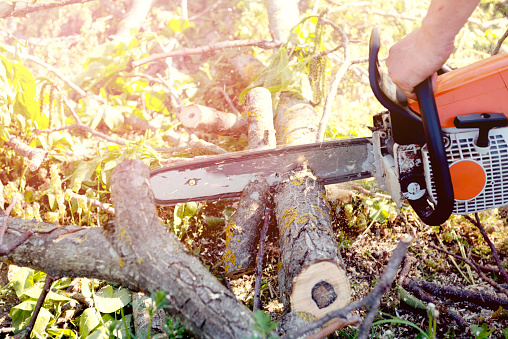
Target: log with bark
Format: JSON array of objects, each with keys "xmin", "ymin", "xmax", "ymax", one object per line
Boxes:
[
  {"xmin": 273, "ymin": 93, "xmax": 351, "ymax": 327},
  {"xmin": 180, "ymin": 104, "xmax": 247, "ymax": 136},
  {"xmin": 0, "ymin": 160, "xmax": 256, "ymax": 338},
  {"xmin": 223, "ymin": 87, "xmax": 275, "ymax": 278}
]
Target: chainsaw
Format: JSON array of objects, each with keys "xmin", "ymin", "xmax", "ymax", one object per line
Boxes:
[{"xmin": 150, "ymin": 27, "xmax": 508, "ymax": 226}]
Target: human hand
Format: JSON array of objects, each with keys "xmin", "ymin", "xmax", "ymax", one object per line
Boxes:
[{"xmin": 386, "ymin": 27, "xmax": 454, "ymax": 100}]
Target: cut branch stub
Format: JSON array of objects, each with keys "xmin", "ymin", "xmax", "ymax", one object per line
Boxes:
[
  {"xmin": 246, "ymin": 87, "xmax": 276, "ymax": 150},
  {"xmin": 223, "ymin": 177, "xmax": 271, "ymax": 278},
  {"xmin": 274, "ymin": 165, "xmax": 351, "ymax": 317},
  {"xmin": 180, "ymin": 104, "xmax": 247, "ymax": 136}
]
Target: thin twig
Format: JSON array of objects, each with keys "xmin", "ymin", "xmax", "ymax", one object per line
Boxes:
[
  {"xmin": 189, "ymin": 0, "xmax": 223, "ymax": 21},
  {"xmin": 34, "ymin": 124, "xmax": 126, "ymax": 146},
  {"xmin": 216, "ymin": 87, "xmax": 240, "ymax": 115},
  {"xmin": 0, "ymin": 195, "xmax": 21, "ymax": 245},
  {"xmin": 7, "ymin": 0, "xmax": 95, "ymax": 18},
  {"xmin": 316, "ymin": 19, "xmax": 351, "ymax": 142},
  {"xmin": 305, "ymin": 315, "xmax": 362, "ymax": 339},
  {"xmin": 253, "ymin": 207, "xmax": 271, "ymax": 312},
  {"xmin": 349, "ymin": 184, "xmax": 392, "ymax": 200},
  {"xmin": 465, "ymin": 213, "xmax": 508, "ymax": 283},
  {"xmin": 429, "ymin": 243, "xmax": 508, "ymax": 296},
  {"xmin": 188, "ymin": 133, "xmax": 228, "ymax": 154},
  {"xmin": 287, "ymin": 235, "xmax": 414, "ymax": 339},
  {"xmin": 493, "ymin": 28, "xmax": 508, "ymax": 55},
  {"xmin": 22, "ymin": 274, "xmax": 57, "ymax": 339},
  {"xmin": 99, "ymin": 0, "xmax": 125, "ymax": 17},
  {"xmin": 67, "ymin": 191, "xmax": 115, "ymax": 215},
  {"xmin": 132, "ymin": 39, "xmax": 282, "ymax": 68}
]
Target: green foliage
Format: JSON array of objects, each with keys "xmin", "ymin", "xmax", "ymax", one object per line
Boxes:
[
  {"xmin": 250, "ymin": 310, "xmax": 279, "ymax": 339},
  {"xmin": 470, "ymin": 323, "xmax": 495, "ymax": 339}
]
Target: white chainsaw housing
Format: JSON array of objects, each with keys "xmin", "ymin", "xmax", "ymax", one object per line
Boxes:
[{"xmin": 372, "ymin": 122, "xmax": 508, "ymax": 215}]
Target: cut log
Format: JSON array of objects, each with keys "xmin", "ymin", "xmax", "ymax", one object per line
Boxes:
[
  {"xmin": 274, "ymin": 165, "xmax": 351, "ymax": 317},
  {"xmin": 272, "ymin": 92, "xmax": 351, "ymax": 329},
  {"xmin": 223, "ymin": 87, "xmax": 275, "ymax": 278},
  {"xmin": 180, "ymin": 104, "xmax": 247, "ymax": 136}
]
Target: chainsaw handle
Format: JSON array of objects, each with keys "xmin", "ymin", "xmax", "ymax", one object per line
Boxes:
[{"xmin": 413, "ymin": 79, "xmax": 455, "ymax": 225}]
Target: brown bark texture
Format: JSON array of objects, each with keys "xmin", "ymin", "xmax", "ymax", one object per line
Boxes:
[
  {"xmin": 223, "ymin": 87, "xmax": 275, "ymax": 278},
  {"xmin": 246, "ymin": 87, "xmax": 276, "ymax": 150},
  {"xmin": 273, "ymin": 92, "xmax": 351, "ymax": 328},
  {"xmin": 180, "ymin": 104, "xmax": 247, "ymax": 136},
  {"xmin": 223, "ymin": 177, "xmax": 271, "ymax": 278},
  {"xmin": 0, "ymin": 160, "xmax": 255, "ymax": 339}
]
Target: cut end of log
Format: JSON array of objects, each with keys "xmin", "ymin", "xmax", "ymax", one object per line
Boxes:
[
  {"xmin": 180, "ymin": 105, "xmax": 202, "ymax": 128},
  {"xmin": 290, "ymin": 260, "xmax": 351, "ymax": 319}
]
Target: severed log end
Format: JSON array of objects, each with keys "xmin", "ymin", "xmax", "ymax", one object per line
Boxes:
[
  {"xmin": 290, "ymin": 260, "xmax": 351, "ymax": 319},
  {"xmin": 180, "ymin": 104, "xmax": 247, "ymax": 136}
]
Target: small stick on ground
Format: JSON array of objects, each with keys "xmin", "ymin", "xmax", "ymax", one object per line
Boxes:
[
  {"xmin": 429, "ymin": 243, "xmax": 508, "ymax": 296},
  {"xmin": 404, "ymin": 279, "xmax": 468, "ymax": 330},
  {"xmin": 464, "ymin": 213, "xmax": 508, "ymax": 283},
  {"xmin": 22, "ymin": 274, "xmax": 57, "ymax": 339},
  {"xmin": 6, "ymin": 137, "xmax": 49, "ymax": 172},
  {"xmin": 253, "ymin": 207, "xmax": 271, "ymax": 312},
  {"xmin": 305, "ymin": 315, "xmax": 362, "ymax": 339}
]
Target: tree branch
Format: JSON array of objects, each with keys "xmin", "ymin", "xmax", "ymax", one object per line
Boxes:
[
  {"xmin": 4, "ymin": 0, "xmax": 96, "ymax": 18},
  {"xmin": 132, "ymin": 39, "xmax": 282, "ymax": 68}
]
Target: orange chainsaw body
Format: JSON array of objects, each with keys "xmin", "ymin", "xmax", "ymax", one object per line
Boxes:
[{"xmin": 409, "ymin": 53, "xmax": 508, "ymax": 128}]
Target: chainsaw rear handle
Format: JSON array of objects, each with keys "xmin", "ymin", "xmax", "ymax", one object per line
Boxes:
[
  {"xmin": 414, "ymin": 80, "xmax": 455, "ymax": 225},
  {"xmin": 369, "ymin": 27, "xmax": 454, "ymax": 225}
]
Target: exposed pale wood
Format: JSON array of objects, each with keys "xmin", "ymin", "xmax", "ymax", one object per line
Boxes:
[
  {"xmin": 266, "ymin": 0, "xmax": 300, "ymax": 42},
  {"xmin": 180, "ymin": 104, "xmax": 247, "ymax": 136},
  {"xmin": 290, "ymin": 260, "xmax": 350, "ymax": 318},
  {"xmin": 113, "ymin": 0, "xmax": 154, "ymax": 38},
  {"xmin": 6, "ymin": 136, "xmax": 48, "ymax": 171}
]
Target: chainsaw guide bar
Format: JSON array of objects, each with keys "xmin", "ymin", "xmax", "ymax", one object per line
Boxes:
[{"xmin": 150, "ymin": 138, "xmax": 374, "ymax": 205}]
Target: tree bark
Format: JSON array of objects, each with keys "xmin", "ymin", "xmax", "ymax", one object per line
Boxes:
[
  {"xmin": 1, "ymin": 160, "xmax": 255, "ymax": 338},
  {"xmin": 180, "ymin": 104, "xmax": 247, "ymax": 136},
  {"xmin": 223, "ymin": 88, "xmax": 275, "ymax": 278},
  {"xmin": 273, "ymin": 94, "xmax": 351, "ymax": 328},
  {"xmin": 265, "ymin": 0, "xmax": 300, "ymax": 42}
]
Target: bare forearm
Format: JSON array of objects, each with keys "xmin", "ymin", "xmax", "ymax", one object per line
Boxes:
[{"xmin": 422, "ymin": 0, "xmax": 480, "ymax": 45}]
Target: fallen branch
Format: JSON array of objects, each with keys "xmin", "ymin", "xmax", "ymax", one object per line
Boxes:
[
  {"xmin": 22, "ymin": 274, "xmax": 57, "ymax": 339},
  {"xmin": 4, "ymin": 0, "xmax": 95, "ymax": 18},
  {"xmin": 429, "ymin": 243, "xmax": 508, "ymax": 296},
  {"xmin": 465, "ymin": 213, "xmax": 508, "ymax": 283},
  {"xmin": 34, "ymin": 124, "xmax": 126, "ymax": 146},
  {"xmin": 180, "ymin": 104, "xmax": 247, "ymax": 136},
  {"xmin": 403, "ymin": 279, "xmax": 468, "ymax": 330},
  {"xmin": 6, "ymin": 136, "xmax": 49, "ymax": 171},
  {"xmin": 132, "ymin": 39, "xmax": 282, "ymax": 68},
  {"xmin": 411, "ymin": 278, "xmax": 508, "ymax": 310}
]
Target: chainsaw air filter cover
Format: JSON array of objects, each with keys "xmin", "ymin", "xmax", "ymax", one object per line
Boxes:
[{"xmin": 423, "ymin": 128, "xmax": 508, "ymax": 214}]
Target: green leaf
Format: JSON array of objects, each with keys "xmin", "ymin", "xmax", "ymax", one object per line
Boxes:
[
  {"xmin": 398, "ymin": 286, "xmax": 427, "ymax": 310},
  {"xmin": 21, "ymin": 285, "xmax": 71, "ymax": 301},
  {"xmin": 32, "ymin": 306, "xmax": 52, "ymax": 338},
  {"xmin": 101, "ymin": 105, "xmax": 124, "ymax": 131},
  {"xmin": 10, "ymin": 299, "xmax": 36, "ymax": 333},
  {"xmin": 79, "ymin": 307, "xmax": 102, "ymax": 338},
  {"xmin": 81, "ymin": 278, "xmax": 92, "ymax": 298},
  {"xmin": 94, "ymin": 286, "xmax": 131, "ymax": 314},
  {"xmin": 184, "ymin": 202, "xmax": 198, "ymax": 217},
  {"xmin": 11, "ymin": 267, "xmax": 35, "ymax": 297},
  {"xmin": 85, "ymin": 325, "xmax": 109, "ymax": 339}
]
